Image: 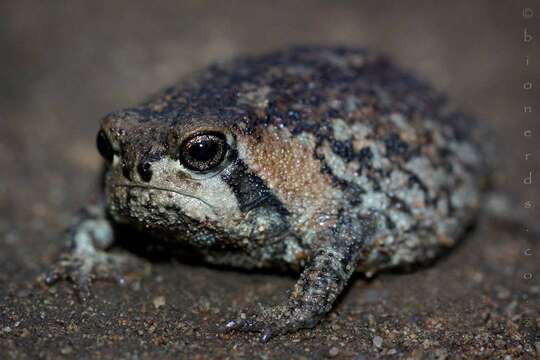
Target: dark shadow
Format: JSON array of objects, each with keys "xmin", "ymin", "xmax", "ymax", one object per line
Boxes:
[
  {"xmin": 112, "ymin": 223, "xmax": 300, "ymax": 278},
  {"xmin": 113, "ymin": 216, "xmax": 480, "ymax": 292}
]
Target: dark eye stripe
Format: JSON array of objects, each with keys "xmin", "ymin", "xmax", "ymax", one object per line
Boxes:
[{"xmin": 220, "ymin": 158, "xmax": 289, "ymax": 215}]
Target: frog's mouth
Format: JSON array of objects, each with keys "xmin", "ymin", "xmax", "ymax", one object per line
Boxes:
[{"xmin": 110, "ymin": 183, "xmax": 218, "ymax": 216}]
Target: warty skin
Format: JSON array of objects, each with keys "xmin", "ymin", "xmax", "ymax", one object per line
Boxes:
[{"xmin": 45, "ymin": 46, "xmax": 491, "ymax": 342}]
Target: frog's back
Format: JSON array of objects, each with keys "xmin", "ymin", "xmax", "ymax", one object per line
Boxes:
[{"xmin": 141, "ymin": 46, "xmax": 492, "ymax": 273}]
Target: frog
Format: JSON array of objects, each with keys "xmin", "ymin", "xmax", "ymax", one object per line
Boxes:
[{"xmin": 44, "ymin": 46, "xmax": 493, "ymax": 342}]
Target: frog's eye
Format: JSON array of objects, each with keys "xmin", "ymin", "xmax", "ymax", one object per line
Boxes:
[
  {"xmin": 179, "ymin": 131, "xmax": 228, "ymax": 172},
  {"xmin": 96, "ymin": 129, "xmax": 116, "ymax": 163}
]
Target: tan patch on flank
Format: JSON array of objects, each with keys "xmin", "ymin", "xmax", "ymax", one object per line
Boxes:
[{"xmin": 238, "ymin": 126, "xmax": 341, "ymax": 231}]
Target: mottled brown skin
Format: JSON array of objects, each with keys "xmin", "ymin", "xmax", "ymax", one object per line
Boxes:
[{"xmin": 44, "ymin": 46, "xmax": 491, "ymax": 342}]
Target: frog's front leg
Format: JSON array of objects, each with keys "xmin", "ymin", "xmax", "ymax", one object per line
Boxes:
[
  {"xmin": 43, "ymin": 202, "xmax": 140, "ymax": 301},
  {"xmin": 223, "ymin": 211, "xmax": 375, "ymax": 342}
]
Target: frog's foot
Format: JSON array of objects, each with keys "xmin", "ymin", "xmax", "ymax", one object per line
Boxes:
[
  {"xmin": 222, "ymin": 210, "xmax": 371, "ymax": 343},
  {"xmin": 221, "ymin": 302, "xmax": 321, "ymax": 343},
  {"xmin": 42, "ymin": 206, "xmax": 144, "ymax": 301},
  {"xmin": 43, "ymin": 250, "xmax": 140, "ymax": 301}
]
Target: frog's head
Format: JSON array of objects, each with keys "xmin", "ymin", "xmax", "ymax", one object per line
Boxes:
[{"xmin": 96, "ymin": 106, "xmax": 291, "ymax": 249}]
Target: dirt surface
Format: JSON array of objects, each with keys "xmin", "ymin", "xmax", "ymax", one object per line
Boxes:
[{"xmin": 1, "ymin": 1, "xmax": 539, "ymax": 359}]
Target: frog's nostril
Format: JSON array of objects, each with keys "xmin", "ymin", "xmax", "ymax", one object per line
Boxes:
[{"xmin": 137, "ymin": 162, "xmax": 153, "ymax": 182}]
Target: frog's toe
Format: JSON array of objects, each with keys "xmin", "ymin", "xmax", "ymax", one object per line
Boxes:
[
  {"xmin": 42, "ymin": 250, "xmax": 141, "ymax": 301},
  {"xmin": 221, "ymin": 317, "xmax": 278, "ymax": 343},
  {"xmin": 221, "ymin": 304, "xmax": 319, "ymax": 343}
]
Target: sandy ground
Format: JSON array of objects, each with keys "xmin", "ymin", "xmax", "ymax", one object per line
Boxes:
[{"xmin": 0, "ymin": 1, "xmax": 539, "ymax": 359}]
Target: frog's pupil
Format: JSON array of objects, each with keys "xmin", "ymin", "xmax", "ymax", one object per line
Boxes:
[
  {"xmin": 189, "ymin": 140, "xmax": 218, "ymax": 162},
  {"xmin": 96, "ymin": 130, "xmax": 114, "ymax": 163},
  {"xmin": 180, "ymin": 132, "xmax": 227, "ymax": 171}
]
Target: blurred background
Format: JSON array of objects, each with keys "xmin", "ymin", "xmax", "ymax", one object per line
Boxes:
[{"xmin": 0, "ymin": 1, "xmax": 538, "ymax": 359}]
